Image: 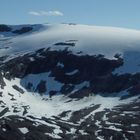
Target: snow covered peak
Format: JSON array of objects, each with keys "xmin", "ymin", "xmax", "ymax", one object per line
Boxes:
[{"xmin": 1, "ymin": 24, "xmax": 140, "ymax": 58}]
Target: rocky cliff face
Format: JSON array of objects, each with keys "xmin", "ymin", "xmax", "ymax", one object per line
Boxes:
[
  {"xmin": 0, "ymin": 24, "xmax": 140, "ymax": 140},
  {"xmin": 1, "ymin": 49, "xmax": 123, "ymax": 97}
]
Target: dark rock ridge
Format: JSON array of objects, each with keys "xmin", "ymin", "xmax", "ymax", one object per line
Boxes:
[
  {"xmin": 54, "ymin": 42, "xmax": 75, "ymax": 47},
  {"xmin": 0, "ymin": 24, "xmax": 11, "ymax": 32},
  {"xmin": 0, "ymin": 24, "xmax": 33, "ymax": 34},
  {"xmin": 0, "ymin": 47, "xmax": 140, "ymax": 99},
  {"xmin": 12, "ymin": 27, "xmax": 33, "ymax": 34},
  {"xmin": 12, "ymin": 85, "xmax": 24, "ymax": 94}
]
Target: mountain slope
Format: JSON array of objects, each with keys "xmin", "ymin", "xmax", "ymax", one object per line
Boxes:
[
  {"xmin": 1, "ymin": 24, "xmax": 140, "ymax": 57},
  {"xmin": 0, "ymin": 24, "xmax": 140, "ymax": 140}
]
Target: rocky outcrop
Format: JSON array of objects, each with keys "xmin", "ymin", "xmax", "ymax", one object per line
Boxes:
[
  {"xmin": 0, "ymin": 72, "xmax": 6, "ymax": 89},
  {"xmin": 12, "ymin": 85, "xmax": 24, "ymax": 94},
  {"xmin": 12, "ymin": 27, "xmax": 33, "ymax": 34},
  {"xmin": 0, "ymin": 24, "xmax": 11, "ymax": 32},
  {"xmin": 1, "ymin": 48, "xmax": 140, "ymax": 98},
  {"xmin": 35, "ymin": 80, "xmax": 47, "ymax": 95},
  {"xmin": 54, "ymin": 42, "xmax": 75, "ymax": 46}
]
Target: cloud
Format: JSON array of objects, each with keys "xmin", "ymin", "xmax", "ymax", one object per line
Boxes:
[{"xmin": 29, "ymin": 10, "xmax": 63, "ymax": 16}]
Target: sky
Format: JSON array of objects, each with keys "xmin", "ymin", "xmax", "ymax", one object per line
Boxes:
[{"xmin": 0, "ymin": 0, "xmax": 140, "ymax": 29}]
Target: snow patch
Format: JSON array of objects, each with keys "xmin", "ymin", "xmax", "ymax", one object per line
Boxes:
[
  {"xmin": 19, "ymin": 127, "xmax": 29, "ymax": 134},
  {"xmin": 66, "ymin": 69, "xmax": 79, "ymax": 75}
]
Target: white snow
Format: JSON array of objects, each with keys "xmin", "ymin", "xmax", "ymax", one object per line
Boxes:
[
  {"xmin": 2, "ymin": 128, "xmax": 6, "ymax": 132},
  {"xmin": 29, "ymin": 57, "xmax": 35, "ymax": 61},
  {"xmin": 105, "ymin": 121, "xmax": 122, "ymax": 126},
  {"xmin": 79, "ymin": 94, "xmax": 139, "ymax": 124},
  {"xmin": 127, "ymin": 131, "xmax": 135, "ymax": 134},
  {"xmin": 123, "ymin": 134, "xmax": 129, "ymax": 140},
  {"xmin": 66, "ymin": 69, "xmax": 79, "ymax": 75},
  {"xmin": 45, "ymin": 132, "xmax": 62, "ymax": 139},
  {"xmin": 1, "ymin": 24, "xmax": 140, "ymax": 60},
  {"xmin": 53, "ymin": 128, "xmax": 63, "ymax": 134},
  {"xmin": 102, "ymin": 113, "xmax": 108, "ymax": 121},
  {"xmin": 97, "ymin": 136, "xmax": 104, "ymax": 140},
  {"xmin": 19, "ymin": 127, "xmax": 29, "ymax": 134},
  {"xmin": 95, "ymin": 120, "xmax": 102, "ymax": 128},
  {"xmin": 1, "ymin": 76, "xmax": 139, "ymax": 121},
  {"xmin": 0, "ymin": 76, "xmax": 139, "ymax": 124},
  {"xmin": 131, "ymin": 124, "xmax": 139, "ymax": 127},
  {"xmin": 132, "ymin": 106, "xmax": 139, "ymax": 109},
  {"xmin": 66, "ymin": 128, "xmax": 77, "ymax": 134},
  {"xmin": 79, "ymin": 130, "xmax": 88, "ymax": 135},
  {"xmin": 57, "ymin": 62, "xmax": 64, "ymax": 68},
  {"xmin": 108, "ymin": 126, "xmax": 122, "ymax": 132}
]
